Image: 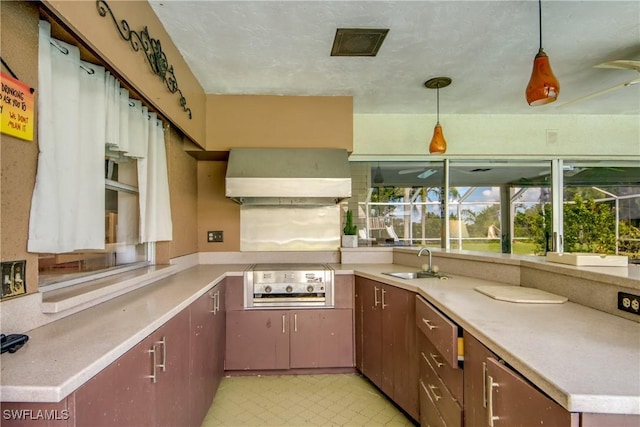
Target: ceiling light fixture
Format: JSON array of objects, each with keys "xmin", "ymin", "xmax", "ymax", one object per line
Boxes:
[
  {"xmin": 424, "ymin": 77, "xmax": 452, "ymax": 155},
  {"xmin": 525, "ymin": 0, "xmax": 560, "ymax": 106}
]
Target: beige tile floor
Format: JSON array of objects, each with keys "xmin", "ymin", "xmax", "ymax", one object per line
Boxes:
[{"xmin": 201, "ymin": 374, "xmax": 416, "ymax": 427}]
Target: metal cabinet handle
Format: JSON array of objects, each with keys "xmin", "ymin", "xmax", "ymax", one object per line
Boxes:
[
  {"xmin": 422, "ymin": 318, "xmax": 438, "ymax": 330},
  {"xmin": 210, "ymin": 290, "xmax": 220, "ymax": 314},
  {"xmin": 381, "ymin": 288, "xmax": 388, "ymax": 309},
  {"xmin": 430, "ymin": 352, "xmax": 444, "ymax": 368},
  {"xmin": 282, "ymin": 314, "xmax": 286, "ymax": 334},
  {"xmin": 147, "ymin": 345, "xmax": 157, "ymax": 383},
  {"xmin": 374, "ymin": 286, "xmax": 380, "ymax": 307},
  {"xmin": 209, "ymin": 292, "xmax": 217, "ymax": 314},
  {"xmin": 155, "ymin": 337, "xmax": 166, "ymax": 372},
  {"xmin": 294, "ymin": 314, "xmax": 298, "ymax": 333},
  {"xmin": 487, "ymin": 374, "xmax": 500, "ymax": 427},
  {"xmin": 427, "ymin": 383, "xmax": 442, "ymax": 401},
  {"xmin": 482, "ymin": 361, "xmax": 488, "ymax": 407}
]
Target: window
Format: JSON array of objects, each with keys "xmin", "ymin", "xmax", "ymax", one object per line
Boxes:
[
  {"xmin": 38, "ymin": 155, "xmax": 150, "ymax": 287},
  {"xmin": 354, "ymin": 160, "xmax": 639, "ymax": 261}
]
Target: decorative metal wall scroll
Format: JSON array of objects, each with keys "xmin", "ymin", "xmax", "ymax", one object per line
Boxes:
[{"xmin": 96, "ymin": 0, "xmax": 192, "ymax": 119}]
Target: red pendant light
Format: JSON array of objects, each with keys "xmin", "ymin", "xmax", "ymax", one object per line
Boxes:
[
  {"xmin": 526, "ymin": 0, "xmax": 560, "ymax": 105},
  {"xmin": 425, "ymin": 77, "xmax": 452, "ymax": 154}
]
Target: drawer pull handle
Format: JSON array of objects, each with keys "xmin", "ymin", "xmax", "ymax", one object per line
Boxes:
[
  {"xmin": 430, "ymin": 352, "xmax": 444, "ymax": 368},
  {"xmin": 147, "ymin": 345, "xmax": 157, "ymax": 383},
  {"xmin": 487, "ymin": 374, "xmax": 500, "ymax": 427},
  {"xmin": 294, "ymin": 313, "xmax": 298, "ymax": 333},
  {"xmin": 374, "ymin": 286, "xmax": 380, "ymax": 307},
  {"xmin": 422, "ymin": 318, "xmax": 438, "ymax": 330},
  {"xmin": 282, "ymin": 314, "xmax": 286, "ymax": 333},
  {"xmin": 155, "ymin": 337, "xmax": 166, "ymax": 372},
  {"xmin": 428, "ymin": 383, "xmax": 442, "ymax": 401},
  {"xmin": 381, "ymin": 288, "xmax": 388, "ymax": 309}
]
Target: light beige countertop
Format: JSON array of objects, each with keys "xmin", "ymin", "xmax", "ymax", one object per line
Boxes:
[
  {"xmin": 2, "ymin": 262, "xmax": 639, "ymax": 416},
  {"xmin": 0, "ymin": 265, "xmax": 247, "ymax": 403},
  {"xmin": 339, "ymin": 263, "xmax": 640, "ymax": 415}
]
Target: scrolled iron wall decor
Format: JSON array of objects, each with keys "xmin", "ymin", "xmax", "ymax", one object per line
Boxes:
[{"xmin": 96, "ymin": 0, "xmax": 192, "ymax": 119}]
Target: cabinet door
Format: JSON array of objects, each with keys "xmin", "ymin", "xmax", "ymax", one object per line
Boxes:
[
  {"xmin": 486, "ymin": 357, "xmax": 574, "ymax": 427},
  {"xmin": 189, "ymin": 289, "xmax": 218, "ymax": 427},
  {"xmin": 384, "ymin": 284, "xmax": 419, "ymax": 421},
  {"xmin": 358, "ymin": 278, "xmax": 383, "ymax": 388},
  {"xmin": 289, "ymin": 309, "xmax": 354, "ymax": 368},
  {"xmin": 463, "ymin": 331, "xmax": 496, "ymax": 427},
  {"xmin": 212, "ymin": 283, "xmax": 226, "ymax": 392},
  {"xmin": 225, "ymin": 310, "xmax": 289, "ymax": 370},
  {"xmin": 154, "ymin": 307, "xmax": 191, "ymax": 427},
  {"xmin": 74, "ymin": 335, "xmax": 156, "ymax": 426}
]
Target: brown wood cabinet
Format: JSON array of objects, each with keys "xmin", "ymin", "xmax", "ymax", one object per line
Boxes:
[
  {"xmin": 416, "ymin": 295, "xmax": 463, "ymax": 427},
  {"xmin": 225, "ymin": 308, "xmax": 354, "ymax": 370},
  {"xmin": 21, "ymin": 281, "xmax": 228, "ymax": 427},
  {"xmin": 225, "ymin": 274, "xmax": 355, "ymax": 371},
  {"xmin": 355, "ymin": 277, "xmax": 419, "ymax": 421},
  {"xmin": 189, "ymin": 283, "xmax": 226, "ymax": 427},
  {"xmin": 464, "ymin": 331, "xmax": 578, "ymax": 427},
  {"xmin": 74, "ymin": 307, "xmax": 191, "ymax": 427}
]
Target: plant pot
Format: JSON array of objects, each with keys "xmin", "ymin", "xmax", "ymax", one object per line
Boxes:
[{"xmin": 341, "ymin": 235, "xmax": 358, "ymax": 248}]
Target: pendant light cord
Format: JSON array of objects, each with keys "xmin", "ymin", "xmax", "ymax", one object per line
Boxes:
[
  {"xmin": 538, "ymin": 0, "xmax": 543, "ymax": 50},
  {"xmin": 436, "ymin": 84, "xmax": 440, "ymax": 123}
]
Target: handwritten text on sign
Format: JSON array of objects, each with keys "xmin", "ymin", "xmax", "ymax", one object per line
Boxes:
[{"xmin": 1, "ymin": 72, "xmax": 34, "ymax": 141}]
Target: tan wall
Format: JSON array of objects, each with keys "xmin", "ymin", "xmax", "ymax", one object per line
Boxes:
[
  {"xmin": 167, "ymin": 127, "xmax": 198, "ymax": 258},
  {"xmin": 0, "ymin": 2, "xmax": 199, "ymax": 297},
  {"xmin": 205, "ymin": 95, "xmax": 353, "ymax": 152},
  {"xmin": 197, "ymin": 162, "xmax": 240, "ymax": 252},
  {"xmin": 42, "ymin": 0, "xmax": 206, "ymax": 147},
  {"xmin": 1, "ymin": 1, "xmax": 41, "ymax": 296}
]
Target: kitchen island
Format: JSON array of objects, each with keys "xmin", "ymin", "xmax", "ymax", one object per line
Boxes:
[{"xmin": 1, "ymin": 252, "xmax": 638, "ymax": 424}]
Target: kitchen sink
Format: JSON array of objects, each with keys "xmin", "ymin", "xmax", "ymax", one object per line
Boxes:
[{"xmin": 383, "ymin": 271, "xmax": 449, "ymax": 280}]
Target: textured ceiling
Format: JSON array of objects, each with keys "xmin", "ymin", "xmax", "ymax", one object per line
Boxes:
[{"xmin": 148, "ymin": 1, "xmax": 640, "ymax": 115}]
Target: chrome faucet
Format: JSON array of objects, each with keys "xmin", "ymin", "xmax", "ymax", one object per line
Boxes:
[{"xmin": 417, "ymin": 247, "xmax": 433, "ymax": 272}]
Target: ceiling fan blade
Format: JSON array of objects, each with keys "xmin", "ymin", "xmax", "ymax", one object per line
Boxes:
[
  {"xmin": 595, "ymin": 60, "xmax": 640, "ymax": 72},
  {"xmin": 398, "ymin": 168, "xmax": 426, "ymax": 175},
  {"xmin": 556, "ymin": 78, "xmax": 640, "ymax": 108}
]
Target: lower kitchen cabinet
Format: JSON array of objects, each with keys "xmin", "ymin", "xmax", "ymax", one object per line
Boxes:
[
  {"xmin": 190, "ymin": 283, "xmax": 226, "ymax": 427},
  {"xmin": 355, "ymin": 277, "xmax": 419, "ymax": 421},
  {"xmin": 74, "ymin": 307, "xmax": 191, "ymax": 427},
  {"xmin": 464, "ymin": 331, "xmax": 578, "ymax": 427},
  {"xmin": 416, "ymin": 295, "xmax": 463, "ymax": 427},
  {"xmin": 225, "ymin": 309, "xmax": 353, "ymax": 370}
]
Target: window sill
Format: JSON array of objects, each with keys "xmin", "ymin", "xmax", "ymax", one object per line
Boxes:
[{"xmin": 40, "ymin": 265, "xmax": 177, "ymax": 314}]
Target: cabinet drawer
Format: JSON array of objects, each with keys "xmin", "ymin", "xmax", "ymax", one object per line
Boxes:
[
  {"xmin": 418, "ymin": 333, "xmax": 463, "ymax": 404},
  {"xmin": 420, "ymin": 344, "xmax": 463, "ymax": 427},
  {"xmin": 420, "ymin": 379, "xmax": 448, "ymax": 427},
  {"xmin": 416, "ymin": 295, "xmax": 459, "ymax": 369}
]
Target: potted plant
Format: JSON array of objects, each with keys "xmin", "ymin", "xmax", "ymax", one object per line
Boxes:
[{"xmin": 342, "ymin": 209, "xmax": 358, "ymax": 248}]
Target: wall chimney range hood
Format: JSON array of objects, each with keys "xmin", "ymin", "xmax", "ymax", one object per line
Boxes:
[{"xmin": 225, "ymin": 148, "xmax": 352, "ymax": 205}]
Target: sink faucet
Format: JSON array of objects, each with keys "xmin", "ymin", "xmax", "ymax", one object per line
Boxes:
[{"xmin": 417, "ymin": 247, "xmax": 433, "ymax": 272}]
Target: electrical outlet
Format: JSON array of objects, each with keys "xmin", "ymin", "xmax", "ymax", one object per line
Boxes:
[
  {"xmin": 618, "ymin": 292, "xmax": 640, "ymax": 315},
  {"xmin": 207, "ymin": 231, "xmax": 223, "ymax": 243}
]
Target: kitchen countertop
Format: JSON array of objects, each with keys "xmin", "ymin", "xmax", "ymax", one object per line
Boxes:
[
  {"xmin": 1, "ymin": 262, "xmax": 639, "ymax": 416},
  {"xmin": 339, "ymin": 263, "xmax": 640, "ymax": 415}
]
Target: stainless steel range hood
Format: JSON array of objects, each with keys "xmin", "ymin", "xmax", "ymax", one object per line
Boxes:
[{"xmin": 225, "ymin": 148, "xmax": 352, "ymax": 205}]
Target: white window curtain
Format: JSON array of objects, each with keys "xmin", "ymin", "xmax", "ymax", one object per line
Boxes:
[{"xmin": 28, "ymin": 21, "xmax": 173, "ymax": 254}]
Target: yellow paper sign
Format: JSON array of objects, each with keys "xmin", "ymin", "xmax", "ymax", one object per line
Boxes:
[{"xmin": 1, "ymin": 72, "xmax": 35, "ymax": 141}]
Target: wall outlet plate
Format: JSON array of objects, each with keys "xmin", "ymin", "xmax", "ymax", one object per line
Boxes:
[
  {"xmin": 207, "ymin": 231, "xmax": 223, "ymax": 243},
  {"xmin": 618, "ymin": 292, "xmax": 640, "ymax": 315}
]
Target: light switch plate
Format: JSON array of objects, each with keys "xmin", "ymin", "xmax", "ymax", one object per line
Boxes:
[{"xmin": 207, "ymin": 231, "xmax": 223, "ymax": 243}]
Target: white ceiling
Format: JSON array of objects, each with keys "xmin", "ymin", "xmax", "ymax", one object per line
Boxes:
[{"xmin": 148, "ymin": 1, "xmax": 640, "ymax": 115}]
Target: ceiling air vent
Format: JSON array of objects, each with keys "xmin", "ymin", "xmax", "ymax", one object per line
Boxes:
[{"xmin": 331, "ymin": 28, "xmax": 389, "ymax": 57}]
